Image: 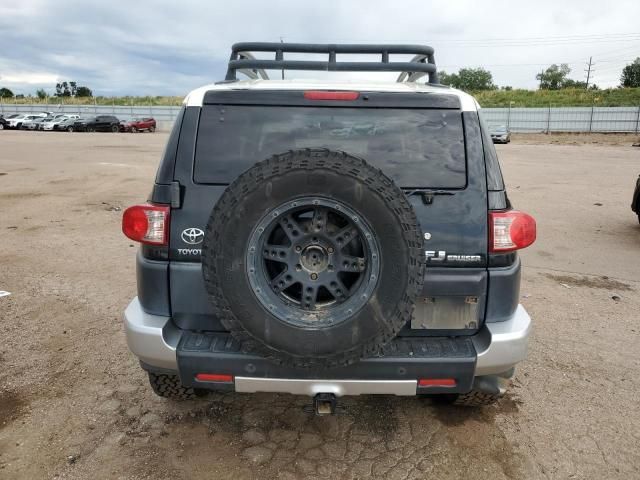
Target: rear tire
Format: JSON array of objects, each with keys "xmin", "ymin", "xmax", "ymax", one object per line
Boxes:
[
  {"xmin": 148, "ymin": 125, "xmax": 156, "ymax": 133},
  {"xmin": 67, "ymin": 126, "xmax": 74, "ymax": 132},
  {"xmin": 111, "ymin": 125, "xmax": 118, "ymax": 133},
  {"xmin": 147, "ymin": 372, "xmax": 206, "ymax": 400},
  {"xmin": 87, "ymin": 126, "xmax": 95, "ymax": 132}
]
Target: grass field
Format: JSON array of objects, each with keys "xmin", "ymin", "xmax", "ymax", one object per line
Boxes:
[
  {"xmin": 473, "ymin": 87, "xmax": 640, "ymax": 107},
  {"xmin": 2, "ymin": 87, "xmax": 640, "ymax": 107}
]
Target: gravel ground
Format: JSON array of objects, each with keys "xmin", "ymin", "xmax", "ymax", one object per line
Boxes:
[{"xmin": 0, "ymin": 130, "xmax": 639, "ymax": 480}]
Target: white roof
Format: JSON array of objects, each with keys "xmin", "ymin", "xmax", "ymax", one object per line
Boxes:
[{"xmin": 183, "ymin": 79, "xmax": 478, "ymax": 111}]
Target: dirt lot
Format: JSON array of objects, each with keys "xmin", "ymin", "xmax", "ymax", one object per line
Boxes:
[{"xmin": 1, "ymin": 130, "xmax": 639, "ymax": 480}]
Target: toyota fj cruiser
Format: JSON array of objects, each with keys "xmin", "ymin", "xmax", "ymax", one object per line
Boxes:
[{"xmin": 122, "ymin": 43, "xmax": 536, "ymax": 411}]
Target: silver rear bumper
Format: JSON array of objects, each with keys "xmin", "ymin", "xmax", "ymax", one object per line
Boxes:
[{"xmin": 123, "ymin": 297, "xmax": 531, "ymax": 394}]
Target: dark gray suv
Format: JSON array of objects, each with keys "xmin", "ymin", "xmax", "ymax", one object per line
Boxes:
[{"xmin": 122, "ymin": 43, "xmax": 536, "ymax": 412}]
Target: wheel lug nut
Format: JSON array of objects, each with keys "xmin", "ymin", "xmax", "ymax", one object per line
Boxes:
[
  {"xmin": 295, "ymin": 246, "xmax": 302, "ymax": 252},
  {"xmin": 327, "ymin": 247, "xmax": 334, "ymax": 253},
  {"xmin": 310, "ymin": 273, "xmax": 318, "ymax": 280}
]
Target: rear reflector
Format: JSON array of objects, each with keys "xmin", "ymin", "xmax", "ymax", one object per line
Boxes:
[
  {"xmin": 489, "ymin": 210, "xmax": 536, "ymax": 253},
  {"xmin": 122, "ymin": 204, "xmax": 169, "ymax": 246},
  {"xmin": 195, "ymin": 373, "xmax": 234, "ymax": 383},
  {"xmin": 304, "ymin": 91, "xmax": 360, "ymax": 101},
  {"xmin": 418, "ymin": 378, "xmax": 457, "ymax": 387}
]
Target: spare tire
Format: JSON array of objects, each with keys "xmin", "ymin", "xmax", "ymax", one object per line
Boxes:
[{"xmin": 201, "ymin": 149, "xmax": 423, "ymax": 368}]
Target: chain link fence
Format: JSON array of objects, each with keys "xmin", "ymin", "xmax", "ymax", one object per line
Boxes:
[{"xmin": 2, "ymin": 102, "xmax": 640, "ymax": 133}]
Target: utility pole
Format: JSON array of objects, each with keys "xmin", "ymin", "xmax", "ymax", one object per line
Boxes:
[
  {"xmin": 280, "ymin": 36, "xmax": 285, "ymax": 80},
  {"xmin": 585, "ymin": 57, "xmax": 595, "ymax": 89}
]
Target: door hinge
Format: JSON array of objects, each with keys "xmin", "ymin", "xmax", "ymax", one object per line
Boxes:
[
  {"xmin": 405, "ymin": 189, "xmax": 455, "ymax": 205},
  {"xmin": 170, "ymin": 181, "xmax": 182, "ymax": 208}
]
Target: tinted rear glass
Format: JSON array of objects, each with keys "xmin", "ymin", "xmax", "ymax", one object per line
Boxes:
[{"xmin": 194, "ymin": 106, "xmax": 466, "ymax": 188}]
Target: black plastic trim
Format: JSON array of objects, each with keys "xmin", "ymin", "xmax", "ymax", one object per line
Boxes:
[
  {"xmin": 177, "ymin": 331, "xmax": 475, "ymax": 394},
  {"xmin": 136, "ymin": 252, "xmax": 170, "ymax": 316},
  {"xmin": 203, "ymin": 90, "xmax": 460, "ymax": 109},
  {"xmin": 485, "ymin": 257, "xmax": 521, "ymax": 323}
]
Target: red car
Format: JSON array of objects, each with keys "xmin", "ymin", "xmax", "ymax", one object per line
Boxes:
[{"xmin": 120, "ymin": 117, "xmax": 156, "ymax": 133}]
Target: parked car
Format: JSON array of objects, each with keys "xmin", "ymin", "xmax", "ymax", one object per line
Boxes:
[
  {"xmin": 18, "ymin": 115, "xmax": 47, "ymax": 129},
  {"xmin": 57, "ymin": 115, "xmax": 80, "ymax": 132},
  {"xmin": 632, "ymin": 176, "xmax": 640, "ymax": 224},
  {"xmin": 25, "ymin": 117, "xmax": 49, "ymax": 130},
  {"xmin": 121, "ymin": 117, "xmax": 156, "ymax": 133},
  {"xmin": 71, "ymin": 115, "xmax": 120, "ymax": 132},
  {"xmin": 122, "ymin": 42, "xmax": 537, "ymax": 411},
  {"xmin": 489, "ymin": 124, "xmax": 511, "ymax": 144},
  {"xmin": 43, "ymin": 115, "xmax": 79, "ymax": 131},
  {"xmin": 0, "ymin": 116, "xmax": 7, "ymax": 130},
  {"xmin": 7, "ymin": 114, "xmax": 41, "ymax": 129}
]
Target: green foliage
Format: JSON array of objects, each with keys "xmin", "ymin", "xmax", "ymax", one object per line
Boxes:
[
  {"xmin": 621, "ymin": 58, "xmax": 640, "ymax": 88},
  {"xmin": 439, "ymin": 67, "xmax": 496, "ymax": 91},
  {"xmin": 536, "ymin": 64, "xmax": 573, "ymax": 90},
  {"xmin": 55, "ymin": 81, "xmax": 71, "ymax": 97},
  {"xmin": 36, "ymin": 88, "xmax": 47, "ymax": 99},
  {"xmin": 75, "ymin": 86, "xmax": 92, "ymax": 97},
  {"xmin": 473, "ymin": 87, "xmax": 640, "ymax": 107},
  {"xmin": 0, "ymin": 87, "xmax": 14, "ymax": 98}
]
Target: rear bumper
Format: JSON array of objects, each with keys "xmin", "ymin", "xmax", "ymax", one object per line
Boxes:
[{"xmin": 123, "ymin": 297, "xmax": 531, "ymax": 395}]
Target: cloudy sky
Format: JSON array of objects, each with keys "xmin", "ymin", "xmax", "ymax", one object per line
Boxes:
[{"xmin": 1, "ymin": 0, "xmax": 639, "ymax": 96}]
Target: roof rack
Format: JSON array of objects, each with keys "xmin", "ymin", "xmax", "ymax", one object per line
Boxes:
[{"xmin": 225, "ymin": 42, "xmax": 439, "ymax": 84}]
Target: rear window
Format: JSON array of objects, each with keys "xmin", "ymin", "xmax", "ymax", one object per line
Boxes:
[{"xmin": 194, "ymin": 106, "xmax": 466, "ymax": 188}]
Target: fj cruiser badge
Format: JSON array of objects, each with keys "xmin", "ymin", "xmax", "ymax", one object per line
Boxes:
[{"xmin": 426, "ymin": 251, "xmax": 482, "ymax": 263}]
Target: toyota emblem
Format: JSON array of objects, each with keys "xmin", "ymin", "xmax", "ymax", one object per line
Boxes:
[{"xmin": 181, "ymin": 227, "xmax": 204, "ymax": 245}]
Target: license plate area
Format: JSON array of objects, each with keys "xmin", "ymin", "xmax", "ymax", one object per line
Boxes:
[{"xmin": 412, "ymin": 296, "xmax": 480, "ymax": 330}]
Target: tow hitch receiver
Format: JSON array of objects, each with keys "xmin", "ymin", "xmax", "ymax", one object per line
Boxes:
[{"xmin": 313, "ymin": 393, "xmax": 337, "ymax": 415}]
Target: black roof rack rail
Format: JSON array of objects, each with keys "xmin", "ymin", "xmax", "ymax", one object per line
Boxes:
[{"xmin": 225, "ymin": 42, "xmax": 439, "ymax": 84}]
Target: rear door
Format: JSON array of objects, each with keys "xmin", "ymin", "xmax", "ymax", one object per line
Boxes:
[{"xmin": 168, "ymin": 90, "xmax": 488, "ymax": 334}]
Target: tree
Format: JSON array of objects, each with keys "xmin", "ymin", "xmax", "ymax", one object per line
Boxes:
[
  {"xmin": 75, "ymin": 86, "xmax": 93, "ymax": 97},
  {"xmin": 69, "ymin": 81, "xmax": 77, "ymax": 96},
  {"xmin": 0, "ymin": 87, "xmax": 13, "ymax": 98},
  {"xmin": 620, "ymin": 58, "xmax": 640, "ymax": 87},
  {"xmin": 36, "ymin": 88, "xmax": 47, "ymax": 99},
  {"xmin": 536, "ymin": 64, "xmax": 571, "ymax": 90},
  {"xmin": 55, "ymin": 81, "xmax": 71, "ymax": 97},
  {"xmin": 562, "ymin": 78, "xmax": 587, "ymax": 89},
  {"xmin": 438, "ymin": 68, "xmax": 496, "ymax": 91}
]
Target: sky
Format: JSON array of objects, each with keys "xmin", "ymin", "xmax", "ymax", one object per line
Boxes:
[{"xmin": 1, "ymin": 0, "xmax": 639, "ymax": 97}]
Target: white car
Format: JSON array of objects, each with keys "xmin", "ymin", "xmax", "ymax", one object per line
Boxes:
[
  {"xmin": 42, "ymin": 115, "xmax": 79, "ymax": 131},
  {"xmin": 7, "ymin": 114, "xmax": 44, "ymax": 129}
]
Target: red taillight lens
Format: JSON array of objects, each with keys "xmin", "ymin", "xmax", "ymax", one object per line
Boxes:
[
  {"xmin": 122, "ymin": 204, "xmax": 169, "ymax": 245},
  {"xmin": 304, "ymin": 91, "xmax": 360, "ymax": 101},
  {"xmin": 418, "ymin": 378, "xmax": 457, "ymax": 387},
  {"xmin": 489, "ymin": 210, "xmax": 536, "ymax": 253},
  {"xmin": 195, "ymin": 373, "xmax": 234, "ymax": 383}
]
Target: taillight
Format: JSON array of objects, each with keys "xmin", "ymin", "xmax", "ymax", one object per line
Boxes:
[
  {"xmin": 489, "ymin": 210, "xmax": 536, "ymax": 253},
  {"xmin": 195, "ymin": 373, "xmax": 234, "ymax": 383},
  {"xmin": 418, "ymin": 378, "xmax": 457, "ymax": 387},
  {"xmin": 122, "ymin": 204, "xmax": 170, "ymax": 245},
  {"xmin": 304, "ymin": 91, "xmax": 360, "ymax": 101}
]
